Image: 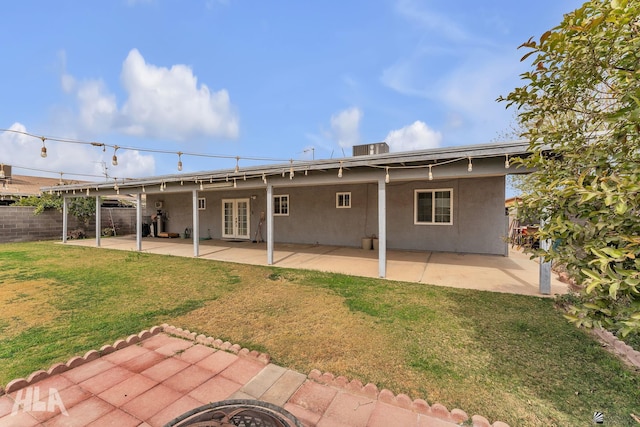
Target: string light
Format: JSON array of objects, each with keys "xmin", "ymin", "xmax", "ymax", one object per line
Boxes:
[
  {"xmin": 338, "ymin": 161, "xmax": 343, "ymax": 178},
  {"xmin": 467, "ymin": 157, "xmax": 473, "ymax": 172},
  {"xmin": 112, "ymin": 146, "xmax": 119, "ymax": 166},
  {"xmin": 505, "ymin": 154, "xmax": 510, "ymax": 169},
  {"xmin": 40, "ymin": 137, "xmax": 47, "ymax": 158},
  {"xmin": 289, "ymin": 159, "xmax": 294, "ymax": 179},
  {"xmin": 160, "ymin": 182, "xmax": 165, "ymax": 192},
  {"xmin": 428, "ymin": 165, "xmax": 433, "ymax": 181},
  {"xmin": 262, "ymin": 173, "xmax": 267, "ymax": 184},
  {"xmin": 177, "ymin": 152, "xmax": 183, "ymax": 171},
  {"xmin": 234, "ymin": 156, "xmax": 240, "ymax": 174},
  {"xmin": 200, "ymin": 180, "xmax": 204, "ymax": 191},
  {"xmin": 385, "ymin": 167, "xmax": 390, "ymax": 184}
]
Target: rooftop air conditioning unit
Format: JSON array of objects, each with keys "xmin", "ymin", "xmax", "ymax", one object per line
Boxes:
[{"xmin": 352, "ymin": 142, "xmax": 389, "ymax": 157}]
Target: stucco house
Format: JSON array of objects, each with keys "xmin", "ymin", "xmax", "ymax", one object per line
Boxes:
[{"xmin": 43, "ymin": 141, "xmax": 539, "ymax": 281}]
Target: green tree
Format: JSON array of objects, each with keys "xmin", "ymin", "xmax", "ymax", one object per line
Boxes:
[
  {"xmin": 500, "ymin": 0, "xmax": 640, "ymax": 335},
  {"xmin": 17, "ymin": 194, "xmax": 96, "ymax": 228}
]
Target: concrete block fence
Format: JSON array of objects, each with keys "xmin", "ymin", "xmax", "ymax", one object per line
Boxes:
[{"xmin": 0, "ymin": 206, "xmax": 136, "ymax": 243}]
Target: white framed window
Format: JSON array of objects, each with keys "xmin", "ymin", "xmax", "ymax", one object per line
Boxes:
[
  {"xmin": 198, "ymin": 197, "xmax": 206, "ymax": 210},
  {"xmin": 274, "ymin": 194, "xmax": 289, "ymax": 216},
  {"xmin": 336, "ymin": 192, "xmax": 351, "ymax": 208},
  {"xmin": 414, "ymin": 189, "xmax": 453, "ymax": 225}
]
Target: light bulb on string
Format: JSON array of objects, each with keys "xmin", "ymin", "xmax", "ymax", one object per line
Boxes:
[
  {"xmin": 40, "ymin": 137, "xmax": 47, "ymax": 158},
  {"xmin": 142, "ymin": 185, "xmax": 145, "ymax": 193},
  {"xmin": 467, "ymin": 157, "xmax": 473, "ymax": 172},
  {"xmin": 112, "ymin": 146, "xmax": 119, "ymax": 166},
  {"xmin": 505, "ymin": 155, "xmax": 510, "ymax": 169},
  {"xmin": 235, "ymin": 157, "xmax": 240, "ymax": 174},
  {"xmin": 177, "ymin": 152, "xmax": 183, "ymax": 171},
  {"xmin": 289, "ymin": 159, "xmax": 294, "ymax": 179},
  {"xmin": 262, "ymin": 173, "xmax": 267, "ymax": 184},
  {"xmin": 428, "ymin": 165, "xmax": 433, "ymax": 181},
  {"xmin": 338, "ymin": 162, "xmax": 343, "ymax": 178},
  {"xmin": 385, "ymin": 167, "xmax": 390, "ymax": 184},
  {"xmin": 200, "ymin": 180, "xmax": 204, "ymax": 191}
]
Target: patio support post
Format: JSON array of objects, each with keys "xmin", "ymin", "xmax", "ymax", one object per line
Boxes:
[
  {"xmin": 267, "ymin": 183, "xmax": 274, "ymax": 265},
  {"xmin": 62, "ymin": 196, "xmax": 68, "ymax": 243},
  {"xmin": 378, "ymin": 177, "xmax": 387, "ymax": 278},
  {"xmin": 95, "ymin": 195, "xmax": 101, "ymax": 248},
  {"xmin": 136, "ymin": 193, "xmax": 142, "ymax": 251},
  {"xmin": 192, "ymin": 189, "xmax": 200, "ymax": 257},
  {"xmin": 539, "ymin": 218, "xmax": 552, "ymax": 295}
]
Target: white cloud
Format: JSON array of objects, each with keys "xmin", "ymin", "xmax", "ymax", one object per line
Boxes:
[
  {"xmin": 394, "ymin": 0, "xmax": 471, "ymax": 44},
  {"xmin": 61, "ymin": 49, "xmax": 238, "ymax": 142},
  {"xmin": 384, "ymin": 121, "xmax": 442, "ymax": 152},
  {"xmin": 119, "ymin": 49, "xmax": 239, "ymax": 140},
  {"xmin": 77, "ymin": 79, "xmax": 118, "ymax": 133},
  {"xmin": 330, "ymin": 107, "xmax": 362, "ymax": 148}
]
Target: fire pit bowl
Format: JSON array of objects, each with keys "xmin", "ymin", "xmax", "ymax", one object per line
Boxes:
[{"xmin": 163, "ymin": 399, "xmax": 303, "ymax": 427}]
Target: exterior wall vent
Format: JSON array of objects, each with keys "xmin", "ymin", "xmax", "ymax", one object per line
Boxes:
[{"xmin": 352, "ymin": 142, "xmax": 389, "ymax": 157}]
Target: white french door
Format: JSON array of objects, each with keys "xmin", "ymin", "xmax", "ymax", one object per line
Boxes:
[{"xmin": 222, "ymin": 198, "xmax": 250, "ymax": 239}]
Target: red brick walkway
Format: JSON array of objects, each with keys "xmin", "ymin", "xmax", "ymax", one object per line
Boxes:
[{"xmin": 0, "ymin": 326, "xmax": 508, "ymax": 427}]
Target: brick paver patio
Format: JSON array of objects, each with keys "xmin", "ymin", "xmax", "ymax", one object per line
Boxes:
[{"xmin": 0, "ymin": 326, "xmax": 509, "ymax": 427}]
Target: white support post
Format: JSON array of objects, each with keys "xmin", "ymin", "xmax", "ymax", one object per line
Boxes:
[
  {"xmin": 62, "ymin": 197, "xmax": 68, "ymax": 243},
  {"xmin": 267, "ymin": 183, "xmax": 274, "ymax": 265},
  {"xmin": 95, "ymin": 195, "xmax": 101, "ymax": 247},
  {"xmin": 378, "ymin": 177, "xmax": 387, "ymax": 278},
  {"xmin": 136, "ymin": 193, "xmax": 142, "ymax": 251},
  {"xmin": 539, "ymin": 228, "xmax": 552, "ymax": 295},
  {"xmin": 192, "ymin": 189, "xmax": 200, "ymax": 257}
]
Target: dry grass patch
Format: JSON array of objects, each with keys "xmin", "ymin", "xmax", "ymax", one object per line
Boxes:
[
  {"xmin": 0, "ymin": 279, "xmax": 61, "ymax": 338},
  {"xmin": 175, "ymin": 273, "xmax": 401, "ymax": 385}
]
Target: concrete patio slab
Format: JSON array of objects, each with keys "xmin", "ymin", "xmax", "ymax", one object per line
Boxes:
[{"xmin": 62, "ymin": 236, "xmax": 567, "ymax": 296}]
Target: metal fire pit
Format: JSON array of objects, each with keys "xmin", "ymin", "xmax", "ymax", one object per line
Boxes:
[{"xmin": 163, "ymin": 399, "xmax": 303, "ymax": 427}]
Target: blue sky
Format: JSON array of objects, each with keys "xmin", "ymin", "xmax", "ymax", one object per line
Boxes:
[{"xmin": 0, "ymin": 0, "xmax": 583, "ymax": 182}]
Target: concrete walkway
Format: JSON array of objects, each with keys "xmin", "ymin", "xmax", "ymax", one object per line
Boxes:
[
  {"xmin": 64, "ymin": 236, "xmax": 567, "ymax": 297},
  {"xmin": 0, "ymin": 326, "xmax": 505, "ymax": 427}
]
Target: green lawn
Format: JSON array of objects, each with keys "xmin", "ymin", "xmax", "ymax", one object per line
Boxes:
[{"xmin": 1, "ymin": 241, "xmax": 638, "ymax": 426}]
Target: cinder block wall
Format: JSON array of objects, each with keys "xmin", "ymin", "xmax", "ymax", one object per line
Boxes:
[{"xmin": 0, "ymin": 206, "xmax": 136, "ymax": 243}]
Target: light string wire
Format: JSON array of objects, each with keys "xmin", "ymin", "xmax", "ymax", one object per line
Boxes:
[{"xmin": 1, "ymin": 128, "xmax": 513, "ymax": 192}]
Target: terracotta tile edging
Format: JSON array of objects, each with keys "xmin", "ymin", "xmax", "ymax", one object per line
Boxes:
[
  {"xmin": 160, "ymin": 323, "xmax": 271, "ymax": 364},
  {"xmin": 592, "ymin": 327, "xmax": 640, "ymax": 369},
  {"xmin": 1, "ymin": 325, "xmax": 163, "ymax": 395},
  {"xmin": 307, "ymin": 368, "xmax": 510, "ymax": 427}
]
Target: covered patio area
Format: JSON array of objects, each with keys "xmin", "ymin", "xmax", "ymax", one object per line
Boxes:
[{"xmin": 63, "ymin": 236, "xmax": 567, "ymax": 297}]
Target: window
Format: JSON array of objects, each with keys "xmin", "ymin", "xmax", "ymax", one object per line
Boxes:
[
  {"xmin": 198, "ymin": 198, "xmax": 206, "ymax": 210},
  {"xmin": 414, "ymin": 189, "xmax": 452, "ymax": 225},
  {"xmin": 274, "ymin": 195, "xmax": 289, "ymax": 216},
  {"xmin": 336, "ymin": 192, "xmax": 351, "ymax": 208}
]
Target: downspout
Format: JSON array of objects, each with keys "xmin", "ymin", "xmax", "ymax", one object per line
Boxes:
[
  {"xmin": 95, "ymin": 195, "xmax": 101, "ymax": 248},
  {"xmin": 136, "ymin": 193, "xmax": 142, "ymax": 251},
  {"xmin": 62, "ymin": 196, "xmax": 68, "ymax": 243},
  {"xmin": 267, "ymin": 182, "xmax": 274, "ymax": 265},
  {"xmin": 378, "ymin": 176, "xmax": 387, "ymax": 278}
]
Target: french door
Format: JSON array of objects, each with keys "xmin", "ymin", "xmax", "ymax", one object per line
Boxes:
[{"xmin": 222, "ymin": 199, "xmax": 250, "ymax": 239}]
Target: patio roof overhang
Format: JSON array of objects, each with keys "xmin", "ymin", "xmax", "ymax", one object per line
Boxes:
[{"xmin": 41, "ymin": 140, "xmax": 534, "ymax": 196}]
